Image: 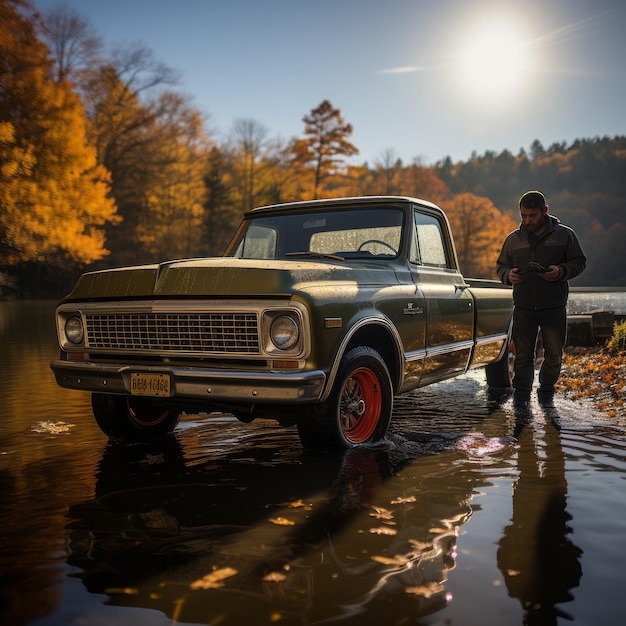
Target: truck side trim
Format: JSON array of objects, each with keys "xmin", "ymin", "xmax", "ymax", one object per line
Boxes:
[
  {"xmin": 470, "ymin": 333, "xmax": 509, "ymax": 368},
  {"xmin": 426, "ymin": 340, "xmax": 475, "ymax": 358}
]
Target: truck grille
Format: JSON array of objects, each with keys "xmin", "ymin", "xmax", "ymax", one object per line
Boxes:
[{"xmin": 85, "ymin": 312, "xmax": 260, "ymax": 354}]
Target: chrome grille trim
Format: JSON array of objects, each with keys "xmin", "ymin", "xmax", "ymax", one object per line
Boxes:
[{"xmin": 85, "ymin": 311, "xmax": 260, "ymax": 354}]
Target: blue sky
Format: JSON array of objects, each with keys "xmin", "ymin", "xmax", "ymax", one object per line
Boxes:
[{"xmin": 32, "ymin": 0, "xmax": 626, "ymax": 165}]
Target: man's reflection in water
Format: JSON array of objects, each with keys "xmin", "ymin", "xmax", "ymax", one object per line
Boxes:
[{"xmin": 497, "ymin": 407, "xmax": 582, "ymax": 625}]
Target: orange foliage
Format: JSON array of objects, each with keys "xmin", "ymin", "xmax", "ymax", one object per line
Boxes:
[{"xmin": 439, "ymin": 193, "xmax": 517, "ymax": 278}]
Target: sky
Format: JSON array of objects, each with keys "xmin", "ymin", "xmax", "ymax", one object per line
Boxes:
[{"xmin": 31, "ymin": 0, "xmax": 626, "ymax": 166}]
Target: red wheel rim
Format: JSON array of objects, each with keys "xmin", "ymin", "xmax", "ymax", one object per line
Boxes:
[
  {"xmin": 126, "ymin": 398, "xmax": 171, "ymax": 427},
  {"xmin": 339, "ymin": 367, "xmax": 382, "ymax": 443}
]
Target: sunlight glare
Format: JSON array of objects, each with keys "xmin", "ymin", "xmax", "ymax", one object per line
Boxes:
[{"xmin": 455, "ymin": 18, "xmax": 532, "ymax": 105}]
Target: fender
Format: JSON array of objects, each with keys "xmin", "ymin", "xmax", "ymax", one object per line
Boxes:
[{"xmin": 320, "ymin": 314, "xmax": 405, "ymax": 402}]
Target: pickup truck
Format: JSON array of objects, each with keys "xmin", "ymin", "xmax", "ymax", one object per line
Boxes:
[{"xmin": 51, "ymin": 196, "xmax": 513, "ymax": 451}]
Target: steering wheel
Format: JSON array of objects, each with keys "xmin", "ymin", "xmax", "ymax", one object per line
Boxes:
[{"xmin": 357, "ymin": 239, "xmax": 398, "ymax": 255}]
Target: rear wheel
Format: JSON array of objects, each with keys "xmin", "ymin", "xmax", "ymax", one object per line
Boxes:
[
  {"xmin": 92, "ymin": 393, "xmax": 180, "ymax": 442},
  {"xmin": 485, "ymin": 339, "xmax": 515, "ymax": 390},
  {"xmin": 297, "ymin": 346, "xmax": 393, "ymax": 452}
]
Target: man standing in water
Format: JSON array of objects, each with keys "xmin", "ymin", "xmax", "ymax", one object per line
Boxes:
[{"xmin": 496, "ymin": 190, "xmax": 587, "ymax": 407}]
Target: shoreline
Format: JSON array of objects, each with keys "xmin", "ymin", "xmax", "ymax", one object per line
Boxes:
[{"xmin": 557, "ymin": 347, "xmax": 626, "ymax": 419}]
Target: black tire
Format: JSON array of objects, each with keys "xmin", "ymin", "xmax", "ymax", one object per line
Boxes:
[
  {"xmin": 297, "ymin": 346, "xmax": 393, "ymax": 452},
  {"xmin": 232, "ymin": 411, "xmax": 255, "ymax": 423},
  {"xmin": 485, "ymin": 339, "xmax": 515, "ymax": 390},
  {"xmin": 91, "ymin": 393, "xmax": 180, "ymax": 442}
]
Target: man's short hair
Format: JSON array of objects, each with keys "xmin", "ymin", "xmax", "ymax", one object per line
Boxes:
[{"xmin": 519, "ymin": 190, "xmax": 547, "ymax": 210}]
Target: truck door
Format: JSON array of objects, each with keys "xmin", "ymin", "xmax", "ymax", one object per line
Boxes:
[{"xmin": 410, "ymin": 209, "xmax": 475, "ymax": 385}]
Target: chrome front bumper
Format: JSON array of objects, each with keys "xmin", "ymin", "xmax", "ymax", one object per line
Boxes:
[{"xmin": 50, "ymin": 360, "xmax": 326, "ymax": 403}]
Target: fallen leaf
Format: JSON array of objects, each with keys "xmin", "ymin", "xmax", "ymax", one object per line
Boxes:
[
  {"xmin": 285, "ymin": 499, "xmax": 311, "ymax": 509},
  {"xmin": 369, "ymin": 526, "xmax": 397, "ymax": 536},
  {"xmin": 269, "ymin": 517, "xmax": 296, "ymax": 526},
  {"xmin": 391, "ymin": 496, "xmax": 416, "ymax": 504},
  {"xmin": 404, "ymin": 582, "xmax": 445, "ymax": 598},
  {"xmin": 370, "ymin": 506, "xmax": 394, "ymax": 520},
  {"xmin": 190, "ymin": 567, "xmax": 238, "ymax": 590}
]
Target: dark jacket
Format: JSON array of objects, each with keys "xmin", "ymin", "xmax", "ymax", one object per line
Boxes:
[{"xmin": 496, "ymin": 214, "xmax": 586, "ymax": 310}]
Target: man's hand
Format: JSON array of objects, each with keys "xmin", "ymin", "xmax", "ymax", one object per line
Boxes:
[
  {"xmin": 541, "ymin": 265, "xmax": 562, "ymax": 281},
  {"xmin": 508, "ymin": 268, "xmax": 523, "ymax": 285}
]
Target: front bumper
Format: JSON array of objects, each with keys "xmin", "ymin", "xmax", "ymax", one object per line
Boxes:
[{"xmin": 50, "ymin": 360, "xmax": 327, "ymax": 404}]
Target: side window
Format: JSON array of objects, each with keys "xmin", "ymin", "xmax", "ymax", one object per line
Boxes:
[{"xmin": 412, "ymin": 211, "xmax": 449, "ymax": 268}]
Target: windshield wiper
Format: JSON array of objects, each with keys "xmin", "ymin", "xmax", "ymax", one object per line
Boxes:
[{"xmin": 286, "ymin": 251, "xmax": 345, "ymax": 261}]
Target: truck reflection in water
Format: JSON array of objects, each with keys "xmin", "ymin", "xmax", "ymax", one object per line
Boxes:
[
  {"xmin": 64, "ymin": 432, "xmax": 476, "ymax": 625},
  {"xmin": 63, "ymin": 396, "xmax": 583, "ymax": 625},
  {"xmin": 498, "ymin": 406, "xmax": 583, "ymax": 624}
]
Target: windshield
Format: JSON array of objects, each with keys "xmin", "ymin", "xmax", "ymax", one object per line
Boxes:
[{"xmin": 228, "ymin": 207, "xmax": 404, "ymax": 260}]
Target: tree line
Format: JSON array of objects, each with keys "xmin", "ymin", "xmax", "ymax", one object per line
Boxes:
[
  {"xmin": 435, "ymin": 136, "xmax": 626, "ymax": 286},
  {"xmin": 1, "ymin": 0, "xmax": 624, "ymax": 297}
]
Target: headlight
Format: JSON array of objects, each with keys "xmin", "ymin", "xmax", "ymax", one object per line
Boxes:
[
  {"xmin": 64, "ymin": 315, "xmax": 84, "ymax": 345},
  {"xmin": 270, "ymin": 315, "xmax": 299, "ymax": 350}
]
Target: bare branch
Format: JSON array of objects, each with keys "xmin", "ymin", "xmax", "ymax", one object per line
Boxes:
[
  {"xmin": 111, "ymin": 42, "xmax": 179, "ymax": 96},
  {"xmin": 39, "ymin": 1, "xmax": 102, "ymax": 82}
]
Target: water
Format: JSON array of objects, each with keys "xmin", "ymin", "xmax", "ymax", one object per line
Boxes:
[
  {"xmin": 1, "ymin": 300, "xmax": 625, "ymax": 625},
  {"xmin": 568, "ymin": 286, "xmax": 626, "ymax": 315}
]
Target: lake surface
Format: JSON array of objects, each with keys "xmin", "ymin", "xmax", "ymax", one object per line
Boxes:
[
  {"xmin": 1, "ymin": 299, "xmax": 625, "ymax": 626},
  {"xmin": 568, "ymin": 286, "xmax": 626, "ymax": 315}
]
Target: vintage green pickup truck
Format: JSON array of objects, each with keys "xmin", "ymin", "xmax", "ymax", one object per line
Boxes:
[{"xmin": 51, "ymin": 196, "xmax": 513, "ymax": 451}]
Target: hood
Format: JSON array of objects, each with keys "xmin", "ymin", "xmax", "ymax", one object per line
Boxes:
[{"xmin": 65, "ymin": 257, "xmax": 400, "ymax": 300}]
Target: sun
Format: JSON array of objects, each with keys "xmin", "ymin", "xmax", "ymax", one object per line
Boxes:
[{"xmin": 454, "ymin": 18, "xmax": 532, "ymax": 105}]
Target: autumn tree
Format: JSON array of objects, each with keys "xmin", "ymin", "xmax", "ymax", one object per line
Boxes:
[
  {"xmin": 136, "ymin": 101, "xmax": 210, "ymax": 260},
  {"xmin": 0, "ymin": 0, "xmax": 117, "ymax": 268},
  {"xmin": 441, "ymin": 192, "xmax": 517, "ymax": 278},
  {"xmin": 203, "ymin": 146, "xmax": 240, "ymax": 255},
  {"xmin": 78, "ymin": 44, "xmax": 212, "ymax": 265},
  {"xmin": 399, "ymin": 161, "xmax": 452, "ymax": 205},
  {"xmin": 226, "ymin": 118, "xmax": 274, "ymax": 213},
  {"xmin": 336, "ymin": 163, "xmax": 373, "ymax": 197},
  {"xmin": 300, "ymin": 100, "xmax": 359, "ymax": 198},
  {"xmin": 372, "ymin": 148, "xmax": 403, "ymax": 195},
  {"xmin": 261, "ymin": 138, "xmax": 313, "ymax": 204}
]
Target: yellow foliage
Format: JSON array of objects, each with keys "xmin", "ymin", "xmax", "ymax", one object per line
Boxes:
[{"xmin": 0, "ymin": 4, "xmax": 118, "ymax": 266}]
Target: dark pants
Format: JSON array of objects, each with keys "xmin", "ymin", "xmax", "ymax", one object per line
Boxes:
[{"xmin": 512, "ymin": 306, "xmax": 567, "ymax": 395}]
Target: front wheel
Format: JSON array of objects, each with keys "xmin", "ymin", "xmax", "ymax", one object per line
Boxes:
[
  {"xmin": 92, "ymin": 393, "xmax": 180, "ymax": 442},
  {"xmin": 297, "ymin": 346, "xmax": 393, "ymax": 452}
]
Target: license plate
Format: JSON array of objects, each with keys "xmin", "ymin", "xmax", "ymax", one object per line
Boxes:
[{"xmin": 130, "ymin": 373, "xmax": 171, "ymax": 397}]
